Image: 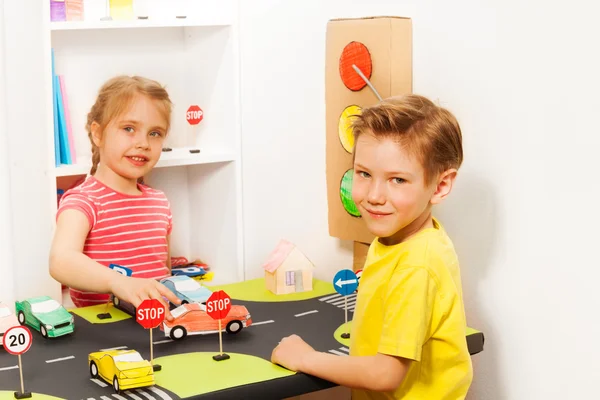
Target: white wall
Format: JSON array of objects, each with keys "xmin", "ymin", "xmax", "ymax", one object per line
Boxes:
[
  {"xmin": 0, "ymin": 1, "xmax": 15, "ymax": 305},
  {"xmin": 240, "ymin": 0, "xmax": 600, "ymax": 399},
  {"xmin": 239, "ymin": 0, "xmax": 415, "ymax": 282}
]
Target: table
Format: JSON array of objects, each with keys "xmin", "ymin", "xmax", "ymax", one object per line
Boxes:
[{"xmin": 0, "ymin": 278, "xmax": 484, "ymax": 399}]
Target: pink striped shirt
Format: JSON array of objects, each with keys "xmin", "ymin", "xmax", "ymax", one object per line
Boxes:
[{"xmin": 56, "ymin": 176, "xmax": 172, "ymax": 307}]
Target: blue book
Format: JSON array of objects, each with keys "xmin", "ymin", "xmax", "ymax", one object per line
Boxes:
[
  {"xmin": 55, "ymin": 74, "xmax": 71, "ymax": 165},
  {"xmin": 51, "ymin": 49, "xmax": 61, "ymax": 166}
]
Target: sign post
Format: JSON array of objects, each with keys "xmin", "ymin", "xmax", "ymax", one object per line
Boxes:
[
  {"xmin": 98, "ymin": 264, "xmax": 133, "ymax": 320},
  {"xmin": 333, "ymin": 269, "xmax": 358, "ymax": 339},
  {"xmin": 136, "ymin": 299, "xmax": 166, "ymax": 371},
  {"xmin": 186, "ymin": 105, "xmax": 203, "ymax": 153},
  {"xmin": 205, "ymin": 290, "xmax": 232, "ymax": 361},
  {"xmin": 3, "ymin": 325, "xmax": 33, "ymax": 399}
]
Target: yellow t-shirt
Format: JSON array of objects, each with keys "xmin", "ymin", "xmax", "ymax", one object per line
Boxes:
[{"xmin": 350, "ymin": 218, "xmax": 473, "ymax": 400}]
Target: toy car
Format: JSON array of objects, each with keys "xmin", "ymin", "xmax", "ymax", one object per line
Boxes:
[
  {"xmin": 161, "ymin": 302, "xmax": 252, "ymax": 340},
  {"xmin": 15, "ymin": 296, "xmax": 74, "ymax": 338},
  {"xmin": 89, "ymin": 349, "xmax": 154, "ymax": 393},
  {"xmin": 171, "ymin": 266, "xmax": 207, "ymax": 278},
  {"xmin": 160, "ymin": 275, "xmax": 213, "ymax": 305},
  {"xmin": 0, "ymin": 302, "xmax": 19, "ymax": 346}
]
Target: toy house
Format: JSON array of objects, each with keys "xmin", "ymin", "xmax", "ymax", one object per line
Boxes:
[{"xmin": 263, "ymin": 240, "xmax": 314, "ymax": 295}]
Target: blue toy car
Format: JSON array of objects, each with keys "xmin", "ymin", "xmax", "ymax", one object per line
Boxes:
[
  {"xmin": 160, "ymin": 276, "xmax": 213, "ymax": 305},
  {"xmin": 171, "ymin": 266, "xmax": 207, "ymax": 278}
]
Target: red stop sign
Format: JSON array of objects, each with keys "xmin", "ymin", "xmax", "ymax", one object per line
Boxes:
[
  {"xmin": 205, "ymin": 290, "xmax": 231, "ymax": 320},
  {"xmin": 136, "ymin": 299, "xmax": 165, "ymax": 329},
  {"xmin": 186, "ymin": 105, "xmax": 203, "ymax": 125}
]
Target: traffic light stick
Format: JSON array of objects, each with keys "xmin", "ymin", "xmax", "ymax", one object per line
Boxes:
[
  {"xmin": 213, "ymin": 318, "xmax": 230, "ymax": 361},
  {"xmin": 341, "ymin": 296, "xmax": 350, "ymax": 339},
  {"xmin": 150, "ymin": 328, "xmax": 160, "ymax": 371}
]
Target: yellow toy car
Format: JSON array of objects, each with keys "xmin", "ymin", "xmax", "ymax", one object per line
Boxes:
[{"xmin": 88, "ymin": 349, "xmax": 154, "ymax": 393}]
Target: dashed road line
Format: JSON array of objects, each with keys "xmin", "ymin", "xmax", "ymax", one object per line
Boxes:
[
  {"xmin": 328, "ymin": 349, "xmax": 347, "ymax": 356},
  {"xmin": 135, "ymin": 389, "xmax": 154, "ymax": 400},
  {"xmin": 294, "ymin": 310, "xmax": 318, "ymax": 317},
  {"xmin": 0, "ymin": 365, "xmax": 18, "ymax": 371},
  {"xmin": 319, "ymin": 293, "xmax": 342, "ymax": 302},
  {"xmin": 46, "ymin": 355, "xmax": 75, "ymax": 363},
  {"xmin": 91, "ymin": 378, "xmax": 108, "ymax": 387},
  {"xmin": 149, "ymin": 387, "xmax": 172, "ymax": 400},
  {"xmin": 339, "ymin": 346, "xmax": 350, "ymax": 353},
  {"xmin": 100, "ymin": 395, "xmax": 112, "ymax": 400},
  {"xmin": 153, "ymin": 339, "xmax": 173, "ymax": 345},
  {"xmin": 123, "ymin": 391, "xmax": 143, "ymax": 400},
  {"xmin": 100, "ymin": 345, "xmax": 127, "ymax": 351},
  {"xmin": 113, "ymin": 394, "xmax": 128, "ymax": 400},
  {"xmin": 251, "ymin": 320, "xmax": 275, "ymax": 326}
]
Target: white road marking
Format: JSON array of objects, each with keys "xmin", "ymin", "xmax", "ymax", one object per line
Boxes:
[
  {"xmin": 124, "ymin": 391, "xmax": 144, "ymax": 400},
  {"xmin": 149, "ymin": 386, "xmax": 172, "ymax": 400},
  {"xmin": 101, "ymin": 395, "xmax": 112, "ymax": 399},
  {"xmin": 136, "ymin": 389, "xmax": 154, "ymax": 400},
  {"xmin": 251, "ymin": 320, "xmax": 275, "ymax": 326},
  {"xmin": 294, "ymin": 310, "xmax": 318, "ymax": 317},
  {"xmin": 339, "ymin": 347, "xmax": 350, "ymax": 353},
  {"xmin": 45, "ymin": 355, "xmax": 75, "ymax": 363},
  {"xmin": 332, "ymin": 298, "xmax": 349, "ymax": 306},
  {"xmin": 328, "ymin": 349, "xmax": 347, "ymax": 356},
  {"xmin": 153, "ymin": 339, "xmax": 173, "ymax": 345},
  {"xmin": 113, "ymin": 394, "xmax": 128, "ymax": 400},
  {"xmin": 0, "ymin": 365, "xmax": 18, "ymax": 371},
  {"xmin": 319, "ymin": 293, "xmax": 341, "ymax": 302},
  {"xmin": 100, "ymin": 345, "xmax": 127, "ymax": 351},
  {"xmin": 91, "ymin": 378, "xmax": 108, "ymax": 387}
]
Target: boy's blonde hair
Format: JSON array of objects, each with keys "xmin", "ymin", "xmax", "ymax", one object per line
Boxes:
[
  {"xmin": 352, "ymin": 94, "xmax": 463, "ymax": 185},
  {"xmin": 86, "ymin": 75, "xmax": 173, "ymax": 175}
]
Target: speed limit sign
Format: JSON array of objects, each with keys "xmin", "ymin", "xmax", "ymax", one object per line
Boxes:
[{"xmin": 2, "ymin": 325, "xmax": 32, "ymax": 355}]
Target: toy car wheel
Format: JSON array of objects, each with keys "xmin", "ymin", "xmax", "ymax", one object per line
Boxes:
[
  {"xmin": 113, "ymin": 376, "xmax": 120, "ymax": 393},
  {"xmin": 113, "ymin": 297, "xmax": 120, "ymax": 307},
  {"xmin": 226, "ymin": 320, "xmax": 243, "ymax": 334},
  {"xmin": 17, "ymin": 311, "xmax": 25, "ymax": 325},
  {"xmin": 89, "ymin": 361, "xmax": 99, "ymax": 378},
  {"xmin": 181, "ymin": 300, "xmax": 188, "ymax": 305},
  {"xmin": 40, "ymin": 325, "xmax": 48, "ymax": 339},
  {"xmin": 170, "ymin": 326, "xmax": 187, "ymax": 340}
]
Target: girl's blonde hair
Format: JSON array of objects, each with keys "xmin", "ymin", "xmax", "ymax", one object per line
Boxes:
[
  {"xmin": 86, "ymin": 75, "xmax": 173, "ymax": 175},
  {"xmin": 352, "ymin": 94, "xmax": 463, "ymax": 185}
]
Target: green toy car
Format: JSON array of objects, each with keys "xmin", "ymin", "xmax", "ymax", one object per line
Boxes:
[{"xmin": 15, "ymin": 296, "xmax": 74, "ymax": 338}]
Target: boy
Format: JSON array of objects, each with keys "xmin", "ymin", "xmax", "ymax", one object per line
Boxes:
[{"xmin": 271, "ymin": 94, "xmax": 473, "ymax": 399}]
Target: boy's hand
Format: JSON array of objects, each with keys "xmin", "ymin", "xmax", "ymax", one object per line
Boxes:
[
  {"xmin": 109, "ymin": 274, "xmax": 181, "ymax": 321},
  {"xmin": 271, "ymin": 334, "xmax": 316, "ymax": 372}
]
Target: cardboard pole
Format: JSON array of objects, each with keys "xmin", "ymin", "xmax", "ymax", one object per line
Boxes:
[
  {"xmin": 218, "ymin": 319, "xmax": 223, "ymax": 355},
  {"xmin": 18, "ymin": 354, "xmax": 24, "ymax": 394},
  {"xmin": 344, "ymin": 296, "xmax": 348, "ymax": 328},
  {"xmin": 150, "ymin": 328, "xmax": 153, "ymax": 365}
]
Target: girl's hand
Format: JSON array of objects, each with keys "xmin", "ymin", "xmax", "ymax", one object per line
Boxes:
[
  {"xmin": 271, "ymin": 334, "xmax": 316, "ymax": 372},
  {"xmin": 109, "ymin": 274, "xmax": 181, "ymax": 321}
]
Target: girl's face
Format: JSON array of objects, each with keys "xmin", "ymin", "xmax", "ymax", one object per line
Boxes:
[
  {"xmin": 351, "ymin": 133, "xmax": 445, "ymax": 245},
  {"xmin": 92, "ymin": 94, "xmax": 168, "ymax": 184}
]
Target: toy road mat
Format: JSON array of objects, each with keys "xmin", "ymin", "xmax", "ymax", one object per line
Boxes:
[{"xmin": 0, "ymin": 278, "xmax": 484, "ymax": 399}]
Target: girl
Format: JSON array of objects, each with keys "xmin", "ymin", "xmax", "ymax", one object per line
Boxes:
[{"xmin": 49, "ymin": 75, "xmax": 180, "ymax": 320}]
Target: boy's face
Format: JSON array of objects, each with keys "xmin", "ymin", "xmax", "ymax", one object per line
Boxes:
[
  {"xmin": 93, "ymin": 94, "xmax": 167, "ymax": 182},
  {"xmin": 351, "ymin": 133, "xmax": 451, "ymax": 244}
]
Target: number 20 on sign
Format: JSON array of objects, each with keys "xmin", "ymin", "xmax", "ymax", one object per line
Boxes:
[{"xmin": 3, "ymin": 325, "xmax": 33, "ymax": 399}]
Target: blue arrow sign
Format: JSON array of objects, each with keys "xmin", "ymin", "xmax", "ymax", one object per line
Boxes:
[
  {"xmin": 333, "ymin": 269, "xmax": 358, "ymax": 296},
  {"xmin": 109, "ymin": 263, "xmax": 132, "ymax": 277}
]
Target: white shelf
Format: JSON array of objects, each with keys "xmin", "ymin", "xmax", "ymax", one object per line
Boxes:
[
  {"xmin": 50, "ymin": 17, "xmax": 232, "ymax": 31},
  {"xmin": 54, "ymin": 147, "xmax": 237, "ymax": 177}
]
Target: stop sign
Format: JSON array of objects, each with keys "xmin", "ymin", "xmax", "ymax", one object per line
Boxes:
[
  {"xmin": 186, "ymin": 105, "xmax": 203, "ymax": 125},
  {"xmin": 205, "ymin": 290, "xmax": 231, "ymax": 320},
  {"xmin": 136, "ymin": 299, "xmax": 165, "ymax": 329}
]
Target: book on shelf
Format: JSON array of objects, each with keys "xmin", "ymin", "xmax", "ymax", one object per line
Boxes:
[
  {"xmin": 51, "ymin": 48, "xmax": 76, "ymax": 166},
  {"xmin": 50, "ymin": 0, "xmax": 84, "ymax": 22}
]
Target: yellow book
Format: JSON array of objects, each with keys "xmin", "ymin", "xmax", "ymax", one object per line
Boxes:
[{"xmin": 109, "ymin": 0, "xmax": 133, "ymax": 20}]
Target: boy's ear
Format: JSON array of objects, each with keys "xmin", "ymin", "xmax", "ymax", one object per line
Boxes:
[
  {"xmin": 430, "ymin": 169, "xmax": 457, "ymax": 205},
  {"xmin": 90, "ymin": 122, "xmax": 102, "ymax": 147}
]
